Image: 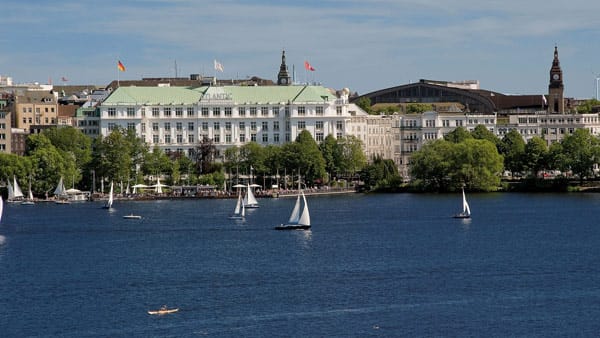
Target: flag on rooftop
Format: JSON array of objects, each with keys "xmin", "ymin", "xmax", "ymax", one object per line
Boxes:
[
  {"xmin": 118, "ymin": 60, "xmax": 126, "ymax": 72},
  {"xmin": 542, "ymin": 95, "xmax": 547, "ymax": 105},
  {"xmin": 304, "ymin": 61, "xmax": 315, "ymax": 71},
  {"xmin": 61, "ymin": 77, "xmax": 68, "ymax": 82},
  {"xmin": 214, "ymin": 59, "xmax": 224, "ymax": 72}
]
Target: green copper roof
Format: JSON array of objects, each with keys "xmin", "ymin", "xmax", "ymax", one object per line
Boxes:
[
  {"xmin": 103, "ymin": 85, "xmax": 336, "ymax": 106},
  {"xmin": 219, "ymin": 85, "xmax": 336, "ymax": 104},
  {"xmin": 103, "ymin": 86, "xmax": 206, "ymax": 105}
]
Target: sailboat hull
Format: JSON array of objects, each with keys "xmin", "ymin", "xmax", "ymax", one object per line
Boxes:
[
  {"xmin": 452, "ymin": 213, "xmax": 471, "ymax": 219},
  {"xmin": 275, "ymin": 224, "xmax": 311, "ymax": 230}
]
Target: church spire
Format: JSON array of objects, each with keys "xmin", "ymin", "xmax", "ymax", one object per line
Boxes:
[
  {"xmin": 277, "ymin": 50, "xmax": 291, "ymax": 86},
  {"xmin": 548, "ymin": 45, "xmax": 564, "ymax": 113}
]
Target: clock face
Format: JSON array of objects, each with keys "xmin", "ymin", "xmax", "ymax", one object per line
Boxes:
[
  {"xmin": 553, "ymin": 74, "xmax": 560, "ymax": 80},
  {"xmin": 281, "ymin": 78, "xmax": 287, "ymax": 84}
]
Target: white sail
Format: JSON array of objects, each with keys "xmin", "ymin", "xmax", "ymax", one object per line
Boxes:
[
  {"xmin": 13, "ymin": 176, "xmax": 24, "ymax": 199},
  {"xmin": 297, "ymin": 192, "xmax": 311, "ymax": 226},
  {"xmin": 0, "ymin": 196, "xmax": 3, "ymax": 223},
  {"xmin": 6, "ymin": 180, "xmax": 14, "ymax": 200},
  {"xmin": 462, "ymin": 189, "xmax": 471, "ymax": 216},
  {"xmin": 288, "ymin": 195, "xmax": 301, "ymax": 223},
  {"xmin": 243, "ymin": 183, "xmax": 259, "ymax": 207},
  {"xmin": 54, "ymin": 177, "xmax": 65, "ymax": 196},
  {"xmin": 28, "ymin": 188, "xmax": 34, "ymax": 201},
  {"xmin": 105, "ymin": 182, "xmax": 114, "ymax": 208},
  {"xmin": 233, "ymin": 193, "xmax": 242, "ymax": 215}
]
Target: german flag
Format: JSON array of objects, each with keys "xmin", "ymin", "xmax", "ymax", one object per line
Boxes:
[{"xmin": 117, "ymin": 60, "xmax": 126, "ymax": 72}]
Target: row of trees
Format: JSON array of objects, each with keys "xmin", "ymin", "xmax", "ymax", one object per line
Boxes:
[
  {"xmin": 0, "ymin": 127, "xmax": 369, "ymax": 197},
  {"xmin": 410, "ymin": 124, "xmax": 600, "ymax": 192}
]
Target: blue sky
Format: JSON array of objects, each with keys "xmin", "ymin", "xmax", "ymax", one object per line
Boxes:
[{"xmin": 2, "ymin": 0, "xmax": 599, "ymax": 98}]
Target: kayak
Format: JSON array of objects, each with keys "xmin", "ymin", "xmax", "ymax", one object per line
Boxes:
[{"xmin": 148, "ymin": 307, "xmax": 179, "ymax": 315}]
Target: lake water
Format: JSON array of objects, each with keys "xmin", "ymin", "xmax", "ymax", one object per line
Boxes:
[{"xmin": 1, "ymin": 192, "xmax": 600, "ymax": 337}]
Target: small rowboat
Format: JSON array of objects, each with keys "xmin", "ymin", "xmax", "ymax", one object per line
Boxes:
[
  {"xmin": 148, "ymin": 307, "xmax": 179, "ymax": 315},
  {"xmin": 123, "ymin": 214, "xmax": 142, "ymax": 219}
]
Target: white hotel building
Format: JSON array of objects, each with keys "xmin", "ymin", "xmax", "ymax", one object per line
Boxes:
[{"xmin": 99, "ymin": 84, "xmax": 366, "ymax": 158}]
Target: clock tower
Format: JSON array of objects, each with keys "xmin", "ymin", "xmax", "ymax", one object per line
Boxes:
[
  {"xmin": 548, "ymin": 46, "xmax": 564, "ymax": 113},
  {"xmin": 277, "ymin": 50, "xmax": 291, "ymax": 86}
]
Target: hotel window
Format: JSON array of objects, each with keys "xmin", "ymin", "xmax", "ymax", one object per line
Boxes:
[
  {"xmin": 442, "ymin": 120, "xmax": 450, "ymax": 127},
  {"xmin": 213, "ymin": 134, "xmax": 220, "ymax": 143},
  {"xmin": 273, "ymin": 121, "xmax": 280, "ymax": 131},
  {"xmin": 165, "ymin": 135, "xmax": 171, "ymax": 143},
  {"xmin": 273, "ymin": 107, "xmax": 279, "ymax": 116},
  {"xmin": 238, "ymin": 107, "xmax": 246, "ymax": 116},
  {"xmin": 36, "ymin": 108, "xmax": 40, "ymax": 113},
  {"xmin": 251, "ymin": 122, "xmax": 257, "ymax": 131},
  {"xmin": 285, "ymin": 106, "xmax": 290, "ymax": 117},
  {"xmin": 213, "ymin": 107, "xmax": 221, "ymax": 117},
  {"xmin": 286, "ymin": 121, "xmax": 291, "ymax": 131},
  {"xmin": 213, "ymin": 122, "xmax": 220, "ymax": 131},
  {"xmin": 108, "ymin": 108, "xmax": 116, "ymax": 117},
  {"xmin": 152, "ymin": 108, "xmax": 160, "ymax": 117},
  {"xmin": 175, "ymin": 107, "xmax": 183, "ymax": 117},
  {"xmin": 336, "ymin": 106, "xmax": 342, "ymax": 115},
  {"xmin": 261, "ymin": 107, "xmax": 269, "ymax": 116},
  {"xmin": 240, "ymin": 133, "xmax": 246, "ymax": 142},
  {"xmin": 262, "ymin": 121, "xmax": 268, "ymax": 131},
  {"xmin": 316, "ymin": 106, "xmax": 324, "ymax": 116},
  {"xmin": 336, "ymin": 132, "xmax": 343, "ymax": 139},
  {"xmin": 250, "ymin": 107, "xmax": 257, "ymax": 116},
  {"xmin": 316, "ymin": 132, "xmax": 324, "ymax": 142},
  {"xmin": 51, "ymin": 108, "xmax": 55, "ymax": 113},
  {"xmin": 274, "ymin": 133, "xmax": 280, "ymax": 143},
  {"xmin": 225, "ymin": 107, "xmax": 232, "ymax": 117},
  {"xmin": 45, "ymin": 107, "xmax": 48, "ymax": 113},
  {"xmin": 188, "ymin": 134, "xmax": 194, "ymax": 143},
  {"xmin": 153, "ymin": 135, "xmax": 159, "ymax": 143},
  {"xmin": 226, "ymin": 134, "xmax": 232, "ymax": 143},
  {"xmin": 316, "ymin": 121, "xmax": 323, "ymax": 130},
  {"xmin": 152, "ymin": 123, "xmax": 159, "ymax": 131},
  {"xmin": 455, "ymin": 120, "xmax": 463, "ymax": 126},
  {"xmin": 177, "ymin": 135, "xmax": 183, "ymax": 143},
  {"xmin": 336, "ymin": 121, "xmax": 343, "ymax": 130},
  {"xmin": 127, "ymin": 107, "xmax": 135, "ymax": 117},
  {"xmin": 202, "ymin": 122, "xmax": 208, "ymax": 131},
  {"xmin": 188, "ymin": 122, "xmax": 194, "ymax": 131},
  {"xmin": 262, "ymin": 134, "xmax": 268, "ymax": 143},
  {"xmin": 22, "ymin": 108, "xmax": 26, "ymax": 113},
  {"xmin": 298, "ymin": 106, "xmax": 306, "ymax": 116},
  {"xmin": 141, "ymin": 123, "xmax": 146, "ymax": 132},
  {"xmin": 108, "ymin": 123, "xmax": 116, "ymax": 131},
  {"xmin": 225, "ymin": 122, "xmax": 232, "ymax": 131},
  {"xmin": 165, "ymin": 122, "xmax": 171, "ymax": 131},
  {"xmin": 141, "ymin": 107, "xmax": 146, "ymax": 117},
  {"xmin": 251, "ymin": 133, "xmax": 257, "ymax": 142},
  {"xmin": 201, "ymin": 107, "xmax": 209, "ymax": 117},
  {"xmin": 297, "ymin": 121, "xmax": 306, "ymax": 129},
  {"xmin": 239, "ymin": 122, "xmax": 245, "ymax": 130},
  {"xmin": 187, "ymin": 107, "xmax": 195, "ymax": 117},
  {"xmin": 176, "ymin": 122, "xmax": 182, "ymax": 131},
  {"xmin": 164, "ymin": 108, "xmax": 171, "ymax": 117},
  {"xmin": 127, "ymin": 122, "xmax": 135, "ymax": 130},
  {"xmin": 285, "ymin": 133, "xmax": 290, "ymax": 142}
]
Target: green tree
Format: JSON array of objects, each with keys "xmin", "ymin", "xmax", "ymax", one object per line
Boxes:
[
  {"xmin": 523, "ymin": 136, "xmax": 549, "ymax": 177},
  {"xmin": 26, "ymin": 133, "xmax": 73, "ymax": 196},
  {"xmin": 406, "ymin": 103, "xmax": 432, "ymax": 114},
  {"xmin": 555, "ymin": 129, "xmax": 600, "ymax": 183},
  {"xmin": 471, "ymin": 124, "xmax": 500, "ymax": 148},
  {"xmin": 576, "ymin": 99, "xmax": 600, "ymax": 114},
  {"xmin": 361, "ymin": 156, "xmax": 402, "ymax": 191},
  {"xmin": 409, "ymin": 139, "xmax": 454, "ymax": 191},
  {"xmin": 320, "ymin": 134, "xmax": 338, "ymax": 181},
  {"xmin": 450, "ymin": 139, "xmax": 503, "ymax": 191},
  {"xmin": 444, "ymin": 126, "xmax": 473, "ymax": 144},
  {"xmin": 290, "ymin": 130, "xmax": 326, "ymax": 185},
  {"xmin": 337, "ymin": 135, "xmax": 367, "ymax": 179},
  {"xmin": 499, "ymin": 129, "xmax": 526, "ymax": 176},
  {"xmin": 43, "ymin": 126, "xmax": 92, "ymax": 171},
  {"xmin": 142, "ymin": 146, "xmax": 172, "ymax": 180},
  {"xmin": 355, "ymin": 97, "xmax": 372, "ymax": 114}
]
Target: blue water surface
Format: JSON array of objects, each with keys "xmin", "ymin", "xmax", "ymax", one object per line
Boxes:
[{"xmin": 1, "ymin": 192, "xmax": 600, "ymax": 337}]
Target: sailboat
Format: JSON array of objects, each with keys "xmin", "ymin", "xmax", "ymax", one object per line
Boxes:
[
  {"xmin": 453, "ymin": 188, "xmax": 471, "ymax": 219},
  {"xmin": 228, "ymin": 191, "xmax": 246, "ymax": 219},
  {"xmin": 21, "ymin": 178, "xmax": 35, "ymax": 205},
  {"xmin": 275, "ymin": 190, "xmax": 311, "ymax": 230},
  {"xmin": 103, "ymin": 182, "xmax": 114, "ymax": 209},
  {"xmin": 243, "ymin": 183, "xmax": 259, "ymax": 208},
  {"xmin": 54, "ymin": 177, "xmax": 69, "ymax": 204},
  {"xmin": 7, "ymin": 176, "xmax": 24, "ymax": 202},
  {"xmin": 0, "ymin": 196, "xmax": 3, "ymax": 223}
]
